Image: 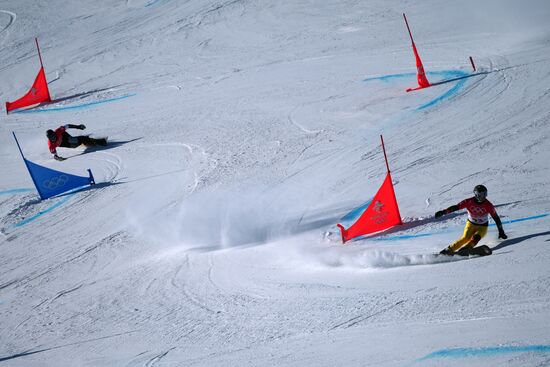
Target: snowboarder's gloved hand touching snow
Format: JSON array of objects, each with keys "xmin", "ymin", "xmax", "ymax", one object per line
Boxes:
[
  {"xmin": 498, "ymin": 229, "xmax": 507, "ymax": 240},
  {"xmin": 54, "ymin": 154, "xmax": 66, "ymax": 161},
  {"xmin": 78, "ymin": 124, "xmax": 86, "ymax": 130},
  {"xmin": 439, "ymin": 247, "xmax": 454, "ymax": 255},
  {"xmin": 435, "ymin": 210, "xmax": 445, "ymax": 218}
]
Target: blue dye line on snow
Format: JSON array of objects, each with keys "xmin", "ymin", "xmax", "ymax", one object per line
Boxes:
[
  {"xmin": 3, "ymin": 183, "xmax": 98, "ymax": 229},
  {"xmin": 360, "ymin": 213, "xmax": 549, "ymax": 242},
  {"xmin": 363, "ymin": 72, "xmax": 416, "ymax": 83},
  {"xmin": 363, "ymin": 69, "xmax": 473, "ymax": 110},
  {"xmin": 12, "ymin": 194, "xmax": 73, "ymax": 228},
  {"xmin": 417, "ymin": 70, "xmax": 470, "ymax": 110},
  {"xmin": 491, "ymin": 213, "xmax": 549, "ymax": 226},
  {"xmin": 0, "ymin": 188, "xmax": 33, "ymax": 195},
  {"xmin": 364, "ymin": 70, "xmax": 466, "ymax": 84},
  {"xmin": 418, "ymin": 345, "xmax": 550, "ymax": 361},
  {"xmin": 12, "ymin": 94, "xmax": 136, "ymax": 114}
]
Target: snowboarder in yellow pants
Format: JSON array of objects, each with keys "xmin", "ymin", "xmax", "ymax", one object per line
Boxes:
[{"xmin": 435, "ymin": 185, "xmax": 507, "ymax": 255}]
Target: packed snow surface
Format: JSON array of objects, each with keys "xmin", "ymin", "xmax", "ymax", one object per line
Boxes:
[{"xmin": 1, "ymin": 0, "xmax": 550, "ymax": 366}]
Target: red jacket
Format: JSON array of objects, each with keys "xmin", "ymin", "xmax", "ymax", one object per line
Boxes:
[
  {"xmin": 48, "ymin": 126, "xmax": 66, "ymax": 154},
  {"xmin": 458, "ymin": 197, "xmax": 497, "ymax": 225}
]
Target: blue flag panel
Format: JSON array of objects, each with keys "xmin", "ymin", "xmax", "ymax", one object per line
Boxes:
[
  {"xmin": 13, "ymin": 132, "xmax": 95, "ymax": 200},
  {"xmin": 24, "ymin": 158, "xmax": 94, "ymax": 200}
]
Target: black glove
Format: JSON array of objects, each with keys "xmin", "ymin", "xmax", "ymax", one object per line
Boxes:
[
  {"xmin": 440, "ymin": 247, "xmax": 454, "ymax": 255},
  {"xmin": 435, "ymin": 210, "xmax": 445, "ymax": 218},
  {"xmin": 498, "ymin": 230, "xmax": 507, "ymax": 240},
  {"xmin": 78, "ymin": 124, "xmax": 86, "ymax": 130},
  {"xmin": 54, "ymin": 154, "xmax": 66, "ymax": 161}
]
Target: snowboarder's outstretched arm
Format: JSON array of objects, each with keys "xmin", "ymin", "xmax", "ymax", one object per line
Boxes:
[
  {"xmin": 491, "ymin": 212, "xmax": 507, "ymax": 239},
  {"xmin": 65, "ymin": 124, "xmax": 86, "ymax": 130},
  {"xmin": 434, "ymin": 204, "xmax": 460, "ymax": 218}
]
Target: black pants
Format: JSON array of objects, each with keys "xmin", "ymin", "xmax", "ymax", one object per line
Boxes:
[{"xmin": 60, "ymin": 132, "xmax": 93, "ymax": 148}]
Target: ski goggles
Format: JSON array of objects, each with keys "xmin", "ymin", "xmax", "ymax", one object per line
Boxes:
[{"xmin": 474, "ymin": 190, "xmax": 487, "ymax": 201}]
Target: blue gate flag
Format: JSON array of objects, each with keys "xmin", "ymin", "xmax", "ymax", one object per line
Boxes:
[{"xmin": 13, "ymin": 132, "xmax": 95, "ymax": 200}]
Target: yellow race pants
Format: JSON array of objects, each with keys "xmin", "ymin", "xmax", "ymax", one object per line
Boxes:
[{"xmin": 449, "ymin": 221, "xmax": 488, "ymax": 252}]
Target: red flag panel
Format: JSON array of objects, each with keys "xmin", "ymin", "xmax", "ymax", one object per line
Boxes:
[
  {"xmin": 338, "ymin": 172, "xmax": 402, "ymax": 243},
  {"xmin": 403, "ymin": 14, "xmax": 430, "ymax": 92},
  {"xmin": 412, "ymin": 43, "xmax": 430, "ymax": 88},
  {"xmin": 6, "ymin": 67, "xmax": 52, "ymax": 113}
]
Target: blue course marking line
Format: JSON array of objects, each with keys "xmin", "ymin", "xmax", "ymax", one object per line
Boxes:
[
  {"xmin": 0, "ymin": 188, "xmax": 33, "ymax": 195},
  {"xmin": 10, "ymin": 183, "xmax": 96, "ymax": 229},
  {"xmin": 363, "ymin": 70, "xmax": 466, "ymax": 84},
  {"xmin": 490, "ymin": 213, "xmax": 549, "ymax": 226},
  {"xmin": 12, "ymin": 194, "xmax": 73, "ymax": 228},
  {"xmin": 355, "ymin": 213, "xmax": 549, "ymax": 242},
  {"xmin": 12, "ymin": 94, "xmax": 136, "ymax": 114},
  {"xmin": 363, "ymin": 70, "xmax": 473, "ymax": 110},
  {"xmin": 417, "ymin": 70, "xmax": 469, "ymax": 110},
  {"xmin": 417, "ymin": 345, "xmax": 550, "ymax": 362},
  {"xmin": 363, "ymin": 72, "xmax": 416, "ymax": 83}
]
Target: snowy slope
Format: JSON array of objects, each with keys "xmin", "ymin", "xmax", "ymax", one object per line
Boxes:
[{"xmin": 1, "ymin": 0, "xmax": 550, "ymax": 366}]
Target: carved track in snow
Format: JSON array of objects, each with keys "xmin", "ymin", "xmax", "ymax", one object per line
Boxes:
[{"xmin": 0, "ymin": 10, "xmax": 16, "ymax": 35}]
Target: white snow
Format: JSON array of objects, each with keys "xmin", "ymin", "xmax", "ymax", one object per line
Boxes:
[{"xmin": 1, "ymin": 0, "xmax": 550, "ymax": 366}]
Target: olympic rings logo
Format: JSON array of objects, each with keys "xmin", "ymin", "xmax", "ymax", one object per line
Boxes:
[
  {"xmin": 470, "ymin": 206, "xmax": 487, "ymax": 215},
  {"xmin": 42, "ymin": 175, "xmax": 69, "ymax": 190}
]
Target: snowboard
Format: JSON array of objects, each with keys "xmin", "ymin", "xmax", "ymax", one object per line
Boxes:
[
  {"xmin": 83, "ymin": 136, "xmax": 108, "ymax": 147},
  {"xmin": 440, "ymin": 245, "xmax": 493, "ymax": 257}
]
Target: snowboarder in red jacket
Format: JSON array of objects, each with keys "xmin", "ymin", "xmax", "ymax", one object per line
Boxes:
[
  {"xmin": 46, "ymin": 124, "xmax": 106, "ymax": 161},
  {"xmin": 435, "ymin": 185, "xmax": 507, "ymax": 255}
]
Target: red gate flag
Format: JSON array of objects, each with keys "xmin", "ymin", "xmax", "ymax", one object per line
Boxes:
[
  {"xmin": 6, "ymin": 66, "xmax": 52, "ymax": 113},
  {"xmin": 5, "ymin": 38, "xmax": 52, "ymax": 114},
  {"xmin": 337, "ymin": 135, "xmax": 402, "ymax": 243},
  {"xmin": 403, "ymin": 13, "xmax": 431, "ymax": 92},
  {"xmin": 411, "ymin": 42, "xmax": 430, "ymax": 88},
  {"xmin": 337, "ymin": 172, "xmax": 402, "ymax": 243}
]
